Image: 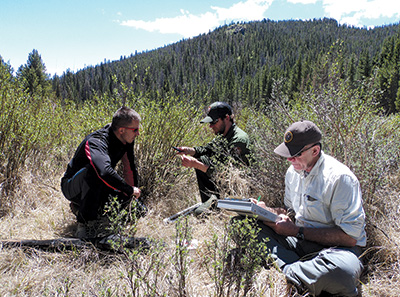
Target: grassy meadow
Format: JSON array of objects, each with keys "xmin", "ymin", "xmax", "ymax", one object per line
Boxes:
[{"xmin": 1, "ymin": 66, "xmax": 400, "ymax": 296}]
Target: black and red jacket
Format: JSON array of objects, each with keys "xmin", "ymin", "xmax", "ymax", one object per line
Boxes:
[{"xmin": 62, "ymin": 124, "xmax": 138, "ymax": 197}]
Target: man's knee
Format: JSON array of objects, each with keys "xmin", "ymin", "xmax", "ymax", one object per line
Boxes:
[
  {"xmin": 61, "ymin": 166, "xmax": 92, "ymax": 201},
  {"xmin": 283, "ymin": 248, "xmax": 363, "ymax": 296}
]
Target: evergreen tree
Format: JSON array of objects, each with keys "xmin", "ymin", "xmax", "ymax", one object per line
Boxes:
[
  {"xmin": 346, "ymin": 54, "xmax": 356, "ymax": 87},
  {"xmin": 17, "ymin": 49, "xmax": 50, "ymax": 96},
  {"xmin": 375, "ymin": 35, "xmax": 400, "ymax": 113},
  {"xmin": 289, "ymin": 56, "xmax": 303, "ymax": 96},
  {"xmin": 50, "ymin": 19, "xmax": 400, "ymax": 111},
  {"xmin": 356, "ymin": 50, "xmax": 371, "ymax": 80},
  {"xmin": 0, "ymin": 55, "xmax": 14, "ymax": 84}
]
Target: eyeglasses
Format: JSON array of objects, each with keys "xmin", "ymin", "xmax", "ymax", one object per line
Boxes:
[
  {"xmin": 210, "ymin": 118, "xmax": 220, "ymax": 125},
  {"xmin": 291, "ymin": 143, "xmax": 320, "ymax": 158},
  {"xmin": 122, "ymin": 127, "xmax": 139, "ymax": 133}
]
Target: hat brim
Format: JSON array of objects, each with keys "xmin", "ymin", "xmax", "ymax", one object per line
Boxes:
[
  {"xmin": 274, "ymin": 142, "xmax": 304, "ymax": 158},
  {"xmin": 200, "ymin": 116, "xmax": 213, "ymax": 123}
]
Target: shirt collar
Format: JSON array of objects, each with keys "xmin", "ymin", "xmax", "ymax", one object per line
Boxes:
[{"xmin": 224, "ymin": 123, "xmax": 236, "ymax": 140}]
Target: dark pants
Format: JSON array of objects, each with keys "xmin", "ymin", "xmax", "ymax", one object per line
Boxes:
[
  {"xmin": 195, "ymin": 168, "xmax": 219, "ymax": 203},
  {"xmin": 61, "ymin": 165, "xmax": 129, "ymax": 223}
]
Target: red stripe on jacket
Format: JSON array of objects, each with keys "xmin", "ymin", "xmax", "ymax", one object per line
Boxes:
[{"xmin": 85, "ymin": 140, "xmax": 120, "ymax": 192}]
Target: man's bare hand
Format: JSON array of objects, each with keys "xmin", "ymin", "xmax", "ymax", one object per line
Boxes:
[
  {"xmin": 249, "ymin": 198, "xmax": 286, "ymax": 216},
  {"xmin": 264, "ymin": 214, "xmax": 298, "ymax": 237},
  {"xmin": 176, "ymin": 146, "xmax": 195, "ymax": 156},
  {"xmin": 132, "ymin": 186, "xmax": 141, "ymax": 199},
  {"xmin": 180, "ymin": 155, "xmax": 209, "ymax": 173},
  {"xmin": 180, "ymin": 155, "xmax": 199, "ymax": 168}
]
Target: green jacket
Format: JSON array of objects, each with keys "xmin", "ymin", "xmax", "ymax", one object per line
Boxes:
[{"xmin": 193, "ymin": 123, "xmax": 250, "ymax": 176}]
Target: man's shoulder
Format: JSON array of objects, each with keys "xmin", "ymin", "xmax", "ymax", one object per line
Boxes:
[
  {"xmin": 232, "ymin": 124, "xmax": 249, "ymax": 142},
  {"xmin": 86, "ymin": 124, "xmax": 112, "ymax": 144},
  {"xmin": 319, "ymin": 153, "xmax": 358, "ymax": 181},
  {"xmin": 321, "ymin": 153, "xmax": 350, "ymax": 171}
]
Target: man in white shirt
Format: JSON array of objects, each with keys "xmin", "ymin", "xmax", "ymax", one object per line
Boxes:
[{"xmin": 255, "ymin": 120, "xmax": 366, "ymax": 296}]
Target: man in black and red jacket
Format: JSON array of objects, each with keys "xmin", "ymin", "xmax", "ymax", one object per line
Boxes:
[{"xmin": 61, "ymin": 106, "xmax": 143, "ymax": 238}]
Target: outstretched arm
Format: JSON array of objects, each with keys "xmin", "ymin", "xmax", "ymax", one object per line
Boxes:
[
  {"xmin": 176, "ymin": 146, "xmax": 196, "ymax": 156},
  {"xmin": 180, "ymin": 155, "xmax": 209, "ymax": 173}
]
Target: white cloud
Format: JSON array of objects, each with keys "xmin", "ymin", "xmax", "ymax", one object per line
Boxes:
[
  {"xmin": 322, "ymin": 0, "xmax": 400, "ymax": 27},
  {"xmin": 120, "ymin": 0, "xmax": 400, "ymax": 38},
  {"xmin": 121, "ymin": 0, "xmax": 273, "ymax": 38},
  {"xmin": 121, "ymin": 11, "xmax": 219, "ymax": 38},
  {"xmin": 288, "ymin": 0, "xmax": 318, "ymax": 4},
  {"xmin": 212, "ymin": 0, "xmax": 273, "ymax": 21}
]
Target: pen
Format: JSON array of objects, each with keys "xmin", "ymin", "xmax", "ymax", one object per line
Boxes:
[
  {"xmin": 172, "ymin": 146, "xmax": 183, "ymax": 152},
  {"xmin": 257, "ymin": 195, "xmax": 261, "ymax": 202}
]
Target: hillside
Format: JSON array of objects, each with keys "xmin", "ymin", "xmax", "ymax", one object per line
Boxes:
[
  {"xmin": 1, "ymin": 17, "xmax": 400, "ymax": 296},
  {"xmin": 52, "ymin": 18, "xmax": 400, "ymax": 110}
]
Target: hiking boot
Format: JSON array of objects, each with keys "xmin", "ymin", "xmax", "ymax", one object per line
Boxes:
[
  {"xmin": 69, "ymin": 202, "xmax": 79, "ymax": 217},
  {"xmin": 75, "ymin": 222, "xmax": 96, "ymax": 238},
  {"xmin": 95, "ymin": 216, "xmax": 112, "ymax": 237},
  {"xmin": 194, "ymin": 195, "xmax": 218, "ymax": 216},
  {"xmin": 75, "ymin": 217, "xmax": 111, "ymax": 239}
]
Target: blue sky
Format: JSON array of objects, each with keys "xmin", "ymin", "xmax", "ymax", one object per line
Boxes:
[{"xmin": 1, "ymin": 0, "xmax": 399, "ymax": 76}]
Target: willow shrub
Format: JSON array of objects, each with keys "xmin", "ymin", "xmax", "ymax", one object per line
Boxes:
[
  {"xmin": 285, "ymin": 74, "xmax": 400, "ymax": 207},
  {"xmin": 0, "ymin": 60, "xmax": 72, "ymax": 213},
  {"xmin": 0, "ymin": 70, "xmax": 130, "ymax": 214},
  {"xmin": 130, "ymin": 96, "xmax": 209, "ymax": 210},
  {"xmin": 247, "ymin": 72, "xmax": 400, "ymax": 270},
  {"xmin": 52, "ymin": 91, "xmax": 208, "ymax": 213}
]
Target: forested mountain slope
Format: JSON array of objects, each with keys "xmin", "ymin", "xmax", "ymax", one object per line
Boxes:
[{"xmin": 52, "ymin": 18, "xmax": 400, "ymax": 111}]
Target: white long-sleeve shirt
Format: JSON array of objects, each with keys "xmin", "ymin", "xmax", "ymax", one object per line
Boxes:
[{"xmin": 284, "ymin": 152, "xmax": 367, "ymax": 246}]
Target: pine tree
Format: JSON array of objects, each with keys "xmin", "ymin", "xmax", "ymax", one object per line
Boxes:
[
  {"xmin": 17, "ymin": 49, "xmax": 50, "ymax": 96},
  {"xmin": 356, "ymin": 50, "xmax": 371, "ymax": 80},
  {"xmin": 375, "ymin": 35, "xmax": 400, "ymax": 113}
]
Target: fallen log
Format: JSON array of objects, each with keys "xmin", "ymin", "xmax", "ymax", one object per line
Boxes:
[{"xmin": 0, "ymin": 235, "xmax": 152, "ymax": 252}]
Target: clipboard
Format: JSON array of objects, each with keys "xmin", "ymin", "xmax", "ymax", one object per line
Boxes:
[{"xmin": 217, "ymin": 198, "xmax": 278, "ymax": 222}]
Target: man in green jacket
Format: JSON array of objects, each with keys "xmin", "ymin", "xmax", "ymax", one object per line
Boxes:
[{"xmin": 176, "ymin": 102, "xmax": 250, "ymax": 215}]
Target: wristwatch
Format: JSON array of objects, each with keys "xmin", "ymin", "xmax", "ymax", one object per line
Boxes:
[{"xmin": 296, "ymin": 227, "xmax": 305, "ymax": 240}]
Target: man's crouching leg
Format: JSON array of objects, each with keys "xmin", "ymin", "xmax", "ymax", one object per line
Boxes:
[{"xmin": 283, "ymin": 247, "xmax": 363, "ymax": 296}]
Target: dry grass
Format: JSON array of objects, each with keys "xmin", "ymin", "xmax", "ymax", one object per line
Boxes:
[{"xmin": 0, "ymin": 162, "xmax": 400, "ymax": 297}]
